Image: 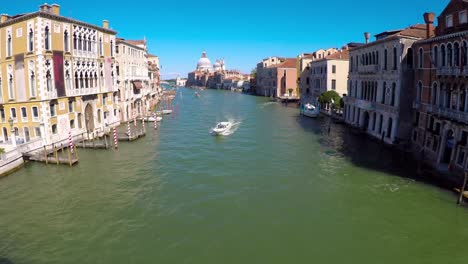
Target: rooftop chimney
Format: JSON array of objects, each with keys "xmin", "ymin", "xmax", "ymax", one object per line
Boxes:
[
  {"xmin": 0, "ymin": 14, "xmax": 9, "ymax": 23},
  {"xmin": 51, "ymin": 4, "xmax": 60, "ymax": 16},
  {"xmin": 103, "ymin": 20, "xmax": 109, "ymax": 29},
  {"xmin": 423, "ymin": 12, "xmax": 436, "ymax": 38},
  {"xmin": 39, "ymin": 3, "xmax": 51, "ymax": 12},
  {"xmin": 364, "ymin": 32, "xmax": 370, "ymax": 44}
]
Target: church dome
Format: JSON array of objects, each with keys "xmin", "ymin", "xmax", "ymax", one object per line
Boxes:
[{"xmin": 197, "ymin": 51, "xmax": 212, "ymax": 70}]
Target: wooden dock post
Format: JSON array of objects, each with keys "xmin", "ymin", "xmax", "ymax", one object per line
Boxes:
[
  {"xmin": 54, "ymin": 145, "xmax": 59, "ymax": 165},
  {"xmin": 44, "ymin": 145, "xmax": 48, "ymax": 165},
  {"xmin": 104, "ymin": 134, "xmax": 108, "ymax": 149},
  {"xmin": 457, "ymin": 172, "xmax": 468, "ymax": 205},
  {"xmin": 67, "ymin": 147, "xmax": 72, "ymax": 167},
  {"xmin": 74, "ymin": 145, "xmax": 79, "ymax": 160}
]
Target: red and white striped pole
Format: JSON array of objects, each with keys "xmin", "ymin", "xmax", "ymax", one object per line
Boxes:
[
  {"xmin": 113, "ymin": 127, "xmax": 118, "ymax": 149},
  {"xmin": 154, "ymin": 112, "xmax": 157, "ymax": 129},
  {"xmin": 127, "ymin": 121, "xmax": 131, "ymax": 138},
  {"xmin": 68, "ymin": 130, "xmax": 74, "ymax": 154}
]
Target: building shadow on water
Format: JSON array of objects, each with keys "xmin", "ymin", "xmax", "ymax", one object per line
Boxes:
[
  {"xmin": 0, "ymin": 258, "xmax": 15, "ymax": 264},
  {"xmin": 296, "ymin": 115, "xmax": 453, "ymax": 189}
]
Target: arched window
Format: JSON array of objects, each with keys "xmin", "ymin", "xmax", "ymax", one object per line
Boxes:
[
  {"xmin": 8, "ymin": 74, "xmax": 14, "ymax": 99},
  {"xmin": 384, "ymin": 49, "xmax": 388, "ymax": 70},
  {"xmin": 30, "ymin": 70, "xmax": 36, "ymax": 97},
  {"xmin": 75, "ymin": 72, "xmax": 79, "ymax": 89},
  {"xmin": 463, "ymin": 41, "xmax": 468, "ymax": 67},
  {"xmin": 78, "ymin": 34, "xmax": 82, "ymax": 50},
  {"xmin": 419, "ymin": 48, "xmax": 423, "ymax": 68},
  {"xmin": 372, "ymin": 112, "xmax": 377, "ymax": 131},
  {"xmin": 110, "ymin": 40, "xmax": 114, "ymax": 57},
  {"xmin": 97, "ymin": 109, "xmax": 102, "ymax": 123},
  {"xmin": 432, "ymin": 83, "xmax": 438, "ymax": 105},
  {"xmin": 417, "ymin": 81, "xmax": 422, "ymax": 102},
  {"xmin": 455, "ymin": 42, "xmax": 460, "ymax": 66},
  {"xmin": 460, "ymin": 85, "xmax": 466, "ymax": 112},
  {"xmin": 372, "ymin": 52, "xmax": 376, "ymax": 65},
  {"xmin": 433, "ymin": 46, "xmax": 438, "ymax": 67},
  {"xmin": 46, "ymin": 70, "xmax": 52, "ymax": 91},
  {"xmin": 44, "ymin": 26, "xmax": 50, "ymax": 50},
  {"xmin": 88, "ymin": 36, "xmax": 92, "ymax": 52},
  {"xmin": 73, "ymin": 33, "xmax": 77, "ymax": 50},
  {"xmin": 391, "ymin": 83, "xmax": 396, "ymax": 106},
  {"xmin": 79, "ymin": 72, "xmax": 84, "ymax": 88},
  {"xmin": 7, "ymin": 33, "xmax": 12, "ymax": 57},
  {"xmin": 393, "ymin": 47, "xmax": 398, "ymax": 70},
  {"xmin": 28, "ymin": 28, "xmax": 34, "ymax": 52},
  {"xmin": 439, "ymin": 83, "xmax": 445, "ymax": 107},
  {"xmin": 382, "ymin": 82, "xmax": 387, "ymax": 104},
  {"xmin": 64, "ymin": 30, "xmax": 69, "ymax": 52},
  {"xmin": 387, "ymin": 118, "xmax": 393, "ymax": 138},
  {"xmin": 99, "ymin": 37, "xmax": 103, "ymax": 56},
  {"xmin": 441, "ymin": 44, "xmax": 446, "ymax": 67},
  {"xmin": 84, "ymin": 72, "xmax": 89, "ymax": 88},
  {"xmin": 65, "ymin": 70, "xmax": 71, "ymax": 90},
  {"xmin": 376, "ymin": 51, "xmax": 379, "ymax": 65},
  {"xmin": 447, "ymin": 43, "xmax": 453, "ymax": 66}
]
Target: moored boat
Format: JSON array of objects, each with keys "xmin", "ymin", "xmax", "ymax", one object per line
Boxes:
[{"xmin": 300, "ymin": 103, "xmax": 320, "ymax": 118}]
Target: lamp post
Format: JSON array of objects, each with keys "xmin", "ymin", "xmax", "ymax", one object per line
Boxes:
[{"xmin": 8, "ymin": 117, "xmax": 16, "ymax": 148}]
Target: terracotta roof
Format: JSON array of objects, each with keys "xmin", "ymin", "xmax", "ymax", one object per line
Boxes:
[
  {"xmin": 126, "ymin": 39, "xmax": 146, "ymax": 46},
  {"xmin": 275, "ymin": 58, "xmax": 297, "ymax": 68},
  {"xmin": 325, "ymin": 49, "xmax": 349, "ymax": 60},
  {"xmin": 352, "ymin": 24, "xmax": 427, "ymax": 51},
  {"xmin": 148, "ymin": 54, "xmax": 158, "ymax": 58}
]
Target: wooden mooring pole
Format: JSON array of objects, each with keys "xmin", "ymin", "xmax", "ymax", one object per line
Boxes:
[
  {"xmin": 54, "ymin": 145, "xmax": 59, "ymax": 165},
  {"xmin": 67, "ymin": 147, "xmax": 72, "ymax": 167},
  {"xmin": 457, "ymin": 172, "xmax": 468, "ymax": 205},
  {"xmin": 44, "ymin": 145, "xmax": 48, "ymax": 165}
]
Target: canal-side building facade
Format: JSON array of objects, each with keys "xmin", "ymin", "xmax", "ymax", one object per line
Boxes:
[
  {"xmin": 115, "ymin": 38, "xmax": 151, "ymax": 122},
  {"xmin": 0, "ymin": 3, "xmax": 119, "ymax": 149},
  {"xmin": 343, "ymin": 25, "xmax": 427, "ymax": 145},
  {"xmin": 255, "ymin": 57, "xmax": 298, "ymax": 97},
  {"xmin": 412, "ymin": 0, "xmax": 468, "ymax": 173},
  {"xmin": 307, "ymin": 48, "xmax": 350, "ymax": 106}
]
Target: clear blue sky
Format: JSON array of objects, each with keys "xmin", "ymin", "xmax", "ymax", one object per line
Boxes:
[{"xmin": 5, "ymin": 1, "xmax": 449, "ymax": 79}]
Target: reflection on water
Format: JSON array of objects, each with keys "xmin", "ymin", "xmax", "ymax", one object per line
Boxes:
[{"xmin": 0, "ymin": 88, "xmax": 468, "ymax": 264}]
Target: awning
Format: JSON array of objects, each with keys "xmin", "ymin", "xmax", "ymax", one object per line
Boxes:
[{"xmin": 132, "ymin": 81, "xmax": 143, "ymax": 89}]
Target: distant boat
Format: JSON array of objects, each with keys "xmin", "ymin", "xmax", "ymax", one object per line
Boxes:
[
  {"xmin": 211, "ymin": 122, "xmax": 231, "ymax": 136},
  {"xmin": 300, "ymin": 103, "xmax": 320, "ymax": 118},
  {"xmin": 156, "ymin": 110, "xmax": 172, "ymax": 115},
  {"xmin": 145, "ymin": 116, "xmax": 162, "ymax": 122}
]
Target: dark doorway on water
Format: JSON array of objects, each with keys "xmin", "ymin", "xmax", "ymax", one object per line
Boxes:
[
  {"xmin": 362, "ymin": 111, "xmax": 370, "ymax": 131},
  {"xmin": 442, "ymin": 129, "xmax": 454, "ymax": 164},
  {"xmin": 85, "ymin": 104, "xmax": 94, "ymax": 133}
]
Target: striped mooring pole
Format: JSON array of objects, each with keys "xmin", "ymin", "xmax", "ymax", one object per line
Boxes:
[
  {"xmin": 68, "ymin": 130, "xmax": 74, "ymax": 154},
  {"xmin": 113, "ymin": 127, "xmax": 118, "ymax": 149},
  {"xmin": 134, "ymin": 114, "xmax": 137, "ymax": 127},
  {"xmin": 127, "ymin": 121, "xmax": 131, "ymax": 138}
]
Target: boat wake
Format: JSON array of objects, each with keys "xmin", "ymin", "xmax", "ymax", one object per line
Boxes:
[
  {"xmin": 259, "ymin": 102, "xmax": 278, "ymax": 109},
  {"xmin": 210, "ymin": 119, "xmax": 241, "ymax": 136}
]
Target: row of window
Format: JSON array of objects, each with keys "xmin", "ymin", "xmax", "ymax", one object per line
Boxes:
[
  {"xmin": 0, "ymin": 106, "xmax": 40, "ymax": 122},
  {"xmin": 419, "ymin": 42, "xmax": 468, "ymax": 68},
  {"xmin": 348, "ymin": 80, "xmax": 397, "ymax": 106},
  {"xmin": 5, "ymin": 26, "xmax": 112, "ymax": 58},
  {"xmin": 350, "ymin": 47, "xmax": 398, "ymax": 71},
  {"xmin": 418, "ymin": 81, "xmax": 468, "ymax": 112},
  {"xmin": 345, "ymin": 106, "xmax": 394, "ymax": 139}
]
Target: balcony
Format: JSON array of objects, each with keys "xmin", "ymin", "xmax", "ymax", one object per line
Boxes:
[
  {"xmin": 358, "ymin": 64, "xmax": 380, "ymax": 74},
  {"xmin": 45, "ymin": 89, "xmax": 57, "ymax": 99},
  {"xmin": 427, "ymin": 105, "xmax": 468, "ymax": 123},
  {"xmin": 355, "ymin": 99, "xmax": 376, "ymax": 111},
  {"xmin": 436, "ymin": 67, "xmax": 461, "ymax": 76},
  {"xmin": 66, "ymin": 87, "xmax": 100, "ymax": 97},
  {"xmin": 376, "ymin": 103, "xmax": 398, "ymax": 114}
]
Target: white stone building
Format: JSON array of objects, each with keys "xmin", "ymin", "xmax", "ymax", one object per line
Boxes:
[{"xmin": 344, "ymin": 25, "xmax": 427, "ymax": 144}]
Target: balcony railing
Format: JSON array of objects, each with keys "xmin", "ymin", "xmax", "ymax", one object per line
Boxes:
[
  {"xmin": 358, "ymin": 64, "xmax": 380, "ymax": 74},
  {"xmin": 376, "ymin": 103, "xmax": 398, "ymax": 114},
  {"xmin": 67, "ymin": 87, "xmax": 100, "ymax": 96},
  {"xmin": 429, "ymin": 105, "xmax": 468, "ymax": 123},
  {"xmin": 436, "ymin": 67, "xmax": 461, "ymax": 76},
  {"xmin": 45, "ymin": 89, "xmax": 57, "ymax": 99}
]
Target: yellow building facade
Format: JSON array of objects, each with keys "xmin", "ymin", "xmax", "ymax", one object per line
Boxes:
[{"xmin": 0, "ymin": 3, "xmax": 120, "ymax": 147}]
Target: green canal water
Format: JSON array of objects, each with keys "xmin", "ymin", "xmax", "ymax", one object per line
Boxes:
[{"xmin": 1, "ymin": 88, "xmax": 468, "ymax": 263}]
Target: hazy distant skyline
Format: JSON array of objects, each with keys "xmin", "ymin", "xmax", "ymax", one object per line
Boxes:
[{"xmin": 4, "ymin": 1, "xmax": 449, "ymax": 79}]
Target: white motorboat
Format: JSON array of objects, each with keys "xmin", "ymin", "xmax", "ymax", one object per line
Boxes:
[
  {"xmin": 145, "ymin": 116, "xmax": 163, "ymax": 122},
  {"xmin": 301, "ymin": 103, "xmax": 320, "ymax": 118},
  {"xmin": 211, "ymin": 122, "xmax": 231, "ymax": 135},
  {"xmin": 156, "ymin": 110, "xmax": 173, "ymax": 115}
]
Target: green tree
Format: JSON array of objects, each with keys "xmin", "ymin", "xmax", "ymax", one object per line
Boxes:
[
  {"xmin": 250, "ymin": 69, "xmax": 257, "ymax": 79},
  {"xmin": 318, "ymin": 90, "xmax": 342, "ymax": 109}
]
